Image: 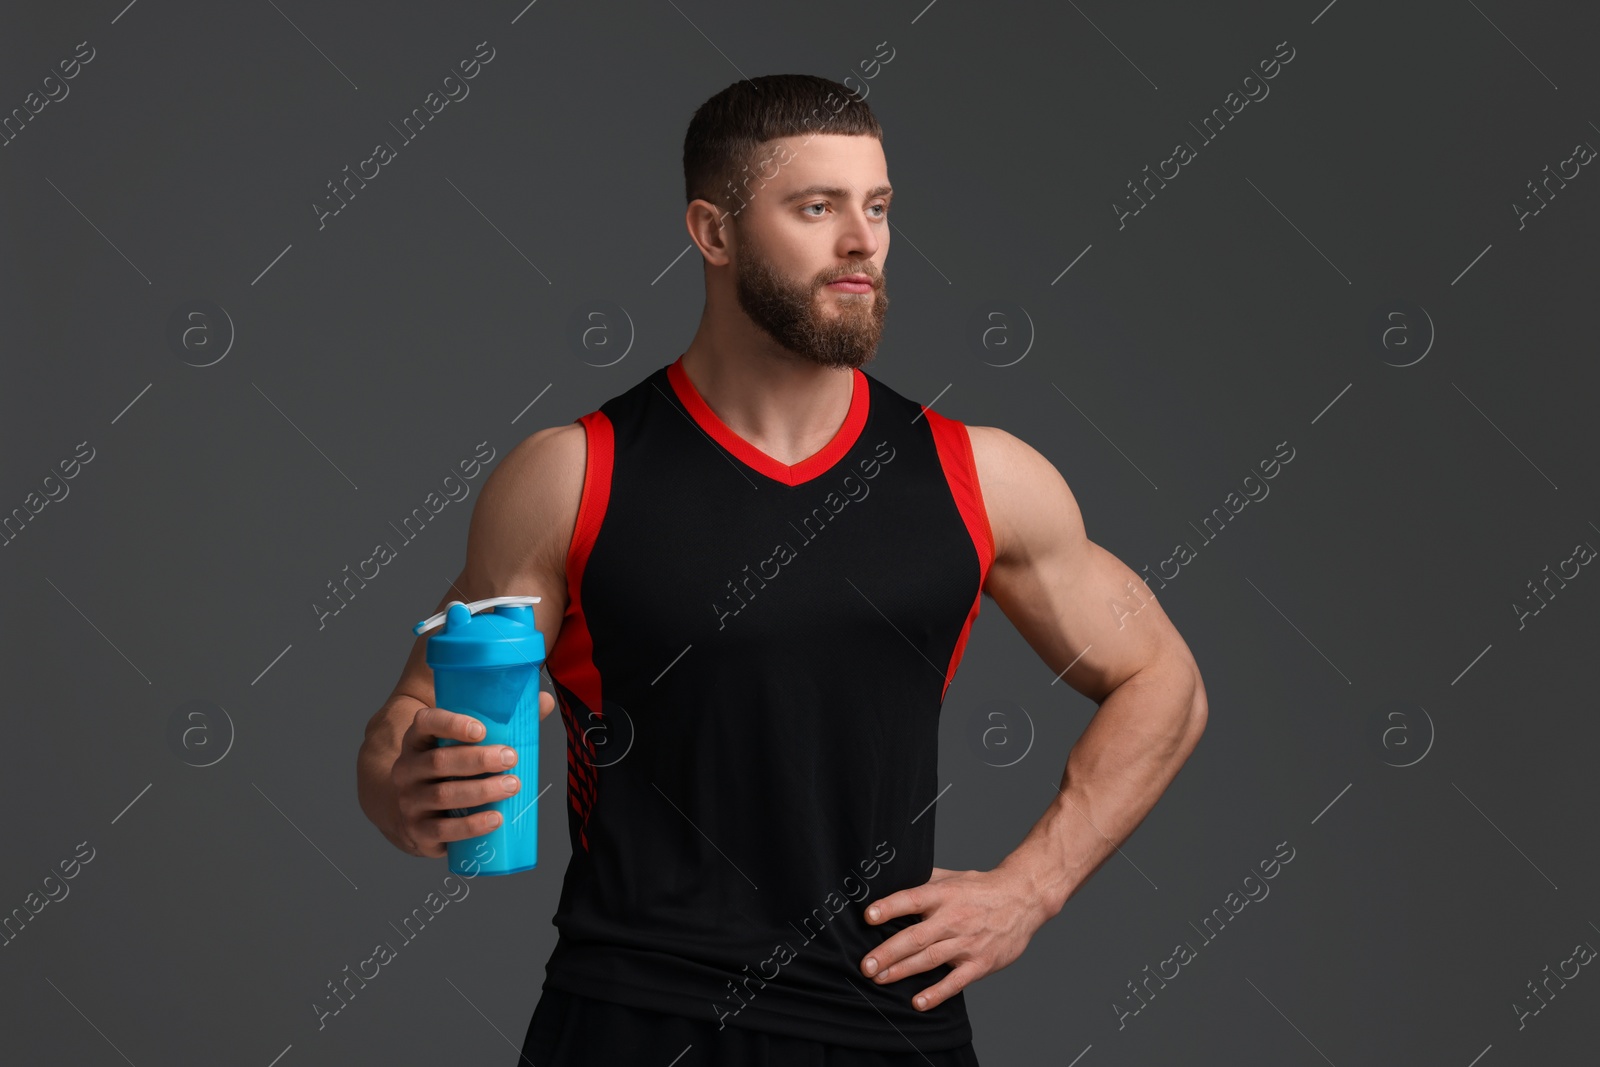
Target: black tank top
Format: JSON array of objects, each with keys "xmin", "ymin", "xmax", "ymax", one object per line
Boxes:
[{"xmin": 542, "ymin": 354, "xmax": 995, "ymax": 1051}]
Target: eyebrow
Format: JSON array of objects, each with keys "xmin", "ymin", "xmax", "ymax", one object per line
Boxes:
[{"xmin": 780, "ymin": 184, "xmax": 894, "ymax": 204}]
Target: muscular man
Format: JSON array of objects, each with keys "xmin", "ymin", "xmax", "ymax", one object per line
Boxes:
[{"xmin": 356, "ymin": 73, "xmax": 1207, "ymax": 1066}]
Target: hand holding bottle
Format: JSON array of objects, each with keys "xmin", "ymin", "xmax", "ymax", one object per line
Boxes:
[
  {"xmin": 396, "ymin": 596, "xmax": 550, "ymax": 874},
  {"xmin": 389, "ymin": 696, "xmax": 554, "ymax": 860}
]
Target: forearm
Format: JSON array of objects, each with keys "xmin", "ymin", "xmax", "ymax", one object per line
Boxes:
[
  {"xmin": 998, "ymin": 656, "xmax": 1206, "ymax": 919},
  {"xmin": 357, "ymin": 692, "xmax": 427, "ymax": 851}
]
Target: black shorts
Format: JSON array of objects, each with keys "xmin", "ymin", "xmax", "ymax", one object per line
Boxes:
[{"xmin": 520, "ymin": 986, "xmax": 983, "ymax": 1066}]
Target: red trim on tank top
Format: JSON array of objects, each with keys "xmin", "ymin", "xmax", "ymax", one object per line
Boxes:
[
  {"xmin": 665, "ymin": 355, "xmax": 870, "ymax": 487},
  {"xmin": 545, "ymin": 409, "xmax": 613, "ymax": 852},
  {"xmin": 924, "ymin": 409, "xmax": 996, "ymax": 703}
]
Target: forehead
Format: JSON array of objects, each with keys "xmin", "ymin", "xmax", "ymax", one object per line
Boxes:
[{"xmin": 760, "ymin": 133, "xmax": 889, "ymax": 198}]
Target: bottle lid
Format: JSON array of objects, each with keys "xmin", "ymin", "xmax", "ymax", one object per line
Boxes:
[{"xmin": 414, "ymin": 596, "xmax": 546, "ymax": 669}]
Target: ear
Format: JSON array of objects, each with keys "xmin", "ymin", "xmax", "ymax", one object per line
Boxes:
[{"xmin": 686, "ymin": 199, "xmax": 736, "ymax": 267}]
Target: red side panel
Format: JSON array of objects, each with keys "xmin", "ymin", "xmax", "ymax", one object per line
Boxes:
[
  {"xmin": 924, "ymin": 410, "xmax": 996, "ymax": 703},
  {"xmin": 546, "ymin": 409, "xmax": 614, "ymax": 852}
]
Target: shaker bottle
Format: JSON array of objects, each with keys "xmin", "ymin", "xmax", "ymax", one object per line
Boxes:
[{"xmin": 412, "ymin": 595, "xmax": 546, "ymax": 876}]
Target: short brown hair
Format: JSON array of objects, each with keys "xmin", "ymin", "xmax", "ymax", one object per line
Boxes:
[{"xmin": 683, "ymin": 74, "xmax": 883, "ymax": 218}]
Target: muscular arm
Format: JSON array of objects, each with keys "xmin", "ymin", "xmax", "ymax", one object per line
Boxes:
[
  {"xmin": 969, "ymin": 425, "xmax": 1208, "ymax": 918},
  {"xmin": 355, "ymin": 422, "xmax": 585, "ymax": 855}
]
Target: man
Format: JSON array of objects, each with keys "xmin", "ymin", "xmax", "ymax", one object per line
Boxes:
[{"xmin": 356, "ymin": 74, "xmax": 1207, "ymax": 1065}]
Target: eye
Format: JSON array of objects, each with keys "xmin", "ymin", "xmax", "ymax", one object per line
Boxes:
[
  {"xmin": 869, "ymin": 203, "xmax": 889, "ymax": 218},
  {"xmin": 802, "ymin": 203, "xmax": 827, "ymax": 216}
]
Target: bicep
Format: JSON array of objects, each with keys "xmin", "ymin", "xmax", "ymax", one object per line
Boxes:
[
  {"xmin": 388, "ymin": 423, "xmax": 583, "ymax": 706},
  {"xmin": 972, "ymin": 426, "xmax": 1187, "ymax": 705}
]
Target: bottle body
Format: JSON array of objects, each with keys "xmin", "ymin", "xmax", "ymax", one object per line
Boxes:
[{"xmin": 434, "ymin": 662, "xmax": 542, "ymax": 875}]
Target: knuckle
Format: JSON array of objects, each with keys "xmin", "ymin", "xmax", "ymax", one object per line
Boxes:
[
  {"xmin": 443, "ymin": 811, "xmax": 486, "ymax": 843},
  {"xmin": 402, "ymin": 824, "xmax": 429, "ymax": 854},
  {"xmin": 414, "ymin": 706, "xmax": 438, "ymax": 735}
]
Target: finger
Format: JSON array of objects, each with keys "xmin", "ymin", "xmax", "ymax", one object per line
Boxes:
[
  {"xmin": 862, "ymin": 918, "xmax": 941, "ymax": 978},
  {"xmin": 865, "ymin": 882, "xmax": 932, "ymax": 925},
  {"xmin": 408, "ymin": 836, "xmax": 447, "ymax": 860},
  {"xmin": 405, "ymin": 756, "xmax": 529, "ymax": 830},
  {"xmin": 539, "ymin": 690, "xmax": 556, "ymax": 721},
  {"xmin": 406, "ymin": 705, "xmax": 487, "ymax": 749},
  {"xmin": 397, "ymin": 772, "xmax": 518, "ymax": 853},
  {"xmin": 420, "ymin": 808, "xmax": 505, "ymax": 847},
  {"xmin": 867, "ymin": 934, "xmax": 956, "ymax": 985},
  {"xmin": 421, "ymin": 771, "xmax": 522, "ymax": 812},
  {"xmin": 913, "ymin": 960, "xmax": 984, "ymax": 1011},
  {"xmin": 395, "ymin": 738, "xmax": 518, "ymax": 790}
]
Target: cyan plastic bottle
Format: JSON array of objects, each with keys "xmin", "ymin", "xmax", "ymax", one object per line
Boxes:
[{"xmin": 412, "ymin": 595, "xmax": 546, "ymax": 876}]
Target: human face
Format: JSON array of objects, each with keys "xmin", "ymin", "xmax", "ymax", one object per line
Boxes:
[{"xmin": 730, "ymin": 135, "xmax": 891, "ymax": 370}]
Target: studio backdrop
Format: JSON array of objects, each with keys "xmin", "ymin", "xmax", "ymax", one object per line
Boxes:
[{"xmin": 2, "ymin": 1, "xmax": 1597, "ymax": 1064}]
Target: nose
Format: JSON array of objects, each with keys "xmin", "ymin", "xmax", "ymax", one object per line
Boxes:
[{"xmin": 837, "ymin": 210, "xmax": 881, "ymax": 263}]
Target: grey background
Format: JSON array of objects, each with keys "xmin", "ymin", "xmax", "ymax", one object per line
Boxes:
[{"xmin": 3, "ymin": 0, "xmax": 1597, "ymax": 1064}]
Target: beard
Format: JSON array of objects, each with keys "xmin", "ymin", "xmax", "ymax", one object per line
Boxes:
[{"xmin": 733, "ymin": 228, "xmax": 888, "ymax": 370}]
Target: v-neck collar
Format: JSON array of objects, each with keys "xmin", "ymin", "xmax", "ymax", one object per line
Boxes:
[{"xmin": 665, "ymin": 355, "xmax": 870, "ymax": 487}]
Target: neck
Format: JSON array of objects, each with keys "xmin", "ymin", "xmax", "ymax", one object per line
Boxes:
[{"xmin": 679, "ymin": 317, "xmax": 856, "ymax": 466}]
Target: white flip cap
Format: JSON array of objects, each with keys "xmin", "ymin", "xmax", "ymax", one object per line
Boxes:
[{"xmin": 413, "ymin": 595, "xmax": 541, "ymax": 636}]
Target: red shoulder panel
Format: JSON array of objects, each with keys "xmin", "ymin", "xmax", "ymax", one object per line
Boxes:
[
  {"xmin": 924, "ymin": 410, "xmax": 996, "ymax": 703},
  {"xmin": 546, "ymin": 409, "xmax": 614, "ymax": 851}
]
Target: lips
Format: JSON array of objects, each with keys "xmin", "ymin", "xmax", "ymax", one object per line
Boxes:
[{"xmin": 827, "ymin": 275, "xmax": 874, "ymax": 293}]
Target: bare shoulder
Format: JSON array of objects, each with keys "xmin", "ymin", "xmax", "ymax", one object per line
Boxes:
[
  {"xmin": 965, "ymin": 424, "xmax": 1087, "ymax": 566},
  {"xmin": 463, "ymin": 422, "xmax": 588, "ymax": 594}
]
